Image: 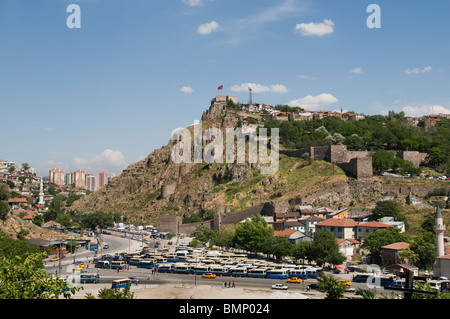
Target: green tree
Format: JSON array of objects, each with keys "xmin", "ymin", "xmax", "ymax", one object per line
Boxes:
[
  {"xmin": 0, "ymin": 232, "xmax": 80, "ymax": 299},
  {"xmin": 81, "ymin": 211, "xmax": 114, "ymax": 230},
  {"xmin": 371, "ymin": 149, "xmax": 395, "ymax": 174},
  {"xmin": 233, "ymin": 214, "xmax": 274, "ymax": 254},
  {"xmin": 263, "ymin": 236, "xmax": 292, "ymax": 260},
  {"xmin": 361, "ymin": 227, "xmax": 410, "ymax": 264},
  {"xmin": 410, "ymin": 232, "xmax": 436, "ymax": 269},
  {"xmin": 92, "ymin": 286, "xmax": 135, "ymax": 299},
  {"xmin": 292, "ymin": 241, "xmax": 311, "ymax": 263},
  {"xmin": 309, "ymin": 230, "xmax": 346, "ymax": 266},
  {"xmin": 0, "ymin": 184, "xmax": 10, "ymax": 221},
  {"xmin": 317, "ymin": 273, "xmax": 347, "ymax": 299},
  {"xmin": 370, "ymin": 200, "xmax": 407, "ymax": 226}
]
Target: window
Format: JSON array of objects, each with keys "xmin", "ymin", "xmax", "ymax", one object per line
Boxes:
[{"xmin": 338, "ymin": 227, "xmax": 342, "ymax": 232}]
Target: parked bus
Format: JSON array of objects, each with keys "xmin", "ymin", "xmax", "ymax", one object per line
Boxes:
[
  {"xmin": 137, "ymin": 259, "xmax": 155, "ymax": 269},
  {"xmin": 390, "ymin": 279, "xmax": 406, "ymax": 288},
  {"xmin": 367, "ymin": 275, "xmax": 394, "ymax": 287},
  {"xmin": 157, "ymin": 264, "xmax": 173, "ymax": 273},
  {"xmin": 80, "ymin": 273, "xmax": 100, "ymax": 284},
  {"xmin": 352, "ymin": 273, "xmax": 370, "ymax": 283},
  {"xmin": 306, "ymin": 267, "xmax": 322, "ymax": 279},
  {"xmin": 111, "ymin": 278, "xmax": 131, "ymax": 289},
  {"xmin": 110, "ymin": 260, "xmax": 127, "ymax": 270},
  {"xmin": 191, "ymin": 264, "xmax": 210, "ymax": 275},
  {"xmin": 228, "ymin": 267, "xmax": 248, "ymax": 277},
  {"xmin": 266, "ymin": 269, "xmax": 289, "ymax": 279},
  {"xmin": 155, "ymin": 257, "xmax": 167, "ymax": 264},
  {"xmin": 173, "ymin": 263, "xmax": 191, "ymax": 274},
  {"xmin": 95, "ymin": 260, "xmax": 110, "ymax": 269},
  {"xmin": 209, "ymin": 266, "xmax": 229, "ymax": 276},
  {"xmin": 247, "ymin": 268, "xmax": 267, "ymax": 278},
  {"xmin": 288, "ymin": 269, "xmax": 308, "ymax": 279},
  {"xmin": 128, "ymin": 257, "xmax": 142, "ymax": 266}
]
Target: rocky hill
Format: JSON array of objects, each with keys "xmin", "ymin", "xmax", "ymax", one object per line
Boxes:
[{"xmin": 70, "ymin": 99, "xmax": 350, "ymax": 224}]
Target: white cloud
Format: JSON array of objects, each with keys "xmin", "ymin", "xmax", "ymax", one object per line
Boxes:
[
  {"xmin": 401, "ymin": 105, "xmax": 450, "ymax": 117},
  {"xmin": 219, "ymin": 0, "xmax": 306, "ymax": 45},
  {"xmin": 182, "ymin": 0, "xmax": 211, "ymax": 7},
  {"xmin": 349, "ymin": 67, "xmax": 363, "ymax": 74},
  {"xmin": 288, "ymin": 93, "xmax": 339, "ymax": 109},
  {"xmin": 197, "ymin": 21, "xmax": 219, "ymax": 35},
  {"xmin": 180, "ymin": 86, "xmax": 194, "ymax": 94},
  {"xmin": 295, "ymin": 19, "xmax": 334, "ymax": 36},
  {"xmin": 299, "ymin": 74, "xmax": 316, "ymax": 80},
  {"xmin": 73, "ymin": 149, "xmax": 127, "ymax": 172},
  {"xmin": 405, "ymin": 66, "xmax": 432, "ymax": 75},
  {"xmin": 230, "ymin": 83, "xmax": 288, "ymax": 93}
]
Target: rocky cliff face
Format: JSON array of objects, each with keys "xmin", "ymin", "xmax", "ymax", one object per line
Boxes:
[{"xmin": 70, "ymin": 101, "xmax": 350, "ymax": 224}]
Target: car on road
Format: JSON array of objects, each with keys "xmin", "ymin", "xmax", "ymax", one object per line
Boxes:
[
  {"xmin": 339, "ymin": 280, "xmax": 352, "ymax": 286},
  {"xmin": 287, "ymin": 277, "xmax": 302, "ymax": 283},
  {"xmin": 202, "ymin": 273, "xmax": 216, "ymax": 279},
  {"xmin": 271, "ymin": 283, "xmax": 288, "ymax": 290},
  {"xmin": 128, "ymin": 277, "xmax": 139, "ymax": 284}
]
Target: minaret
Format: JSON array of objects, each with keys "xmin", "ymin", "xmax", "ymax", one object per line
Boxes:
[
  {"xmin": 434, "ymin": 205, "xmax": 446, "ymax": 257},
  {"xmin": 38, "ymin": 178, "xmax": 45, "ymax": 205}
]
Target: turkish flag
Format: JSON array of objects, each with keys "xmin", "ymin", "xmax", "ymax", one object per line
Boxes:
[{"xmin": 218, "ymin": 85, "xmax": 223, "ymax": 90}]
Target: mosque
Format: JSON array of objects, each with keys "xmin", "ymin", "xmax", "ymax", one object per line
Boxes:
[{"xmin": 433, "ymin": 206, "xmax": 449, "ymax": 279}]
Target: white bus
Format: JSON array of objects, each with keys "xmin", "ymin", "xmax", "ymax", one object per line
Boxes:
[
  {"xmin": 247, "ymin": 268, "xmax": 267, "ymax": 278},
  {"xmin": 266, "ymin": 269, "xmax": 289, "ymax": 279}
]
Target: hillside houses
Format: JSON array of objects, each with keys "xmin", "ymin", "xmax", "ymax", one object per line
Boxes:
[{"xmin": 269, "ymin": 204, "xmax": 406, "ymax": 261}]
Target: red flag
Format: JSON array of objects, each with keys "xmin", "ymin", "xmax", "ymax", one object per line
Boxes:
[{"xmin": 218, "ymin": 85, "xmax": 223, "ymax": 90}]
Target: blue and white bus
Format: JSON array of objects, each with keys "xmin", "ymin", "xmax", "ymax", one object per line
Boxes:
[
  {"xmin": 95, "ymin": 260, "xmax": 110, "ymax": 269},
  {"xmin": 111, "ymin": 278, "xmax": 131, "ymax": 289},
  {"xmin": 191, "ymin": 264, "xmax": 210, "ymax": 275},
  {"xmin": 266, "ymin": 269, "xmax": 289, "ymax": 279},
  {"xmin": 80, "ymin": 273, "xmax": 100, "ymax": 284},
  {"xmin": 209, "ymin": 266, "xmax": 229, "ymax": 276},
  {"xmin": 247, "ymin": 268, "xmax": 267, "ymax": 278},
  {"xmin": 228, "ymin": 267, "xmax": 248, "ymax": 277},
  {"xmin": 137, "ymin": 259, "xmax": 155, "ymax": 269},
  {"xmin": 157, "ymin": 264, "xmax": 173, "ymax": 273},
  {"xmin": 288, "ymin": 269, "xmax": 308, "ymax": 279},
  {"xmin": 306, "ymin": 267, "xmax": 322, "ymax": 279},
  {"xmin": 128, "ymin": 257, "xmax": 142, "ymax": 266},
  {"xmin": 173, "ymin": 263, "xmax": 191, "ymax": 274},
  {"xmin": 110, "ymin": 260, "xmax": 127, "ymax": 270}
]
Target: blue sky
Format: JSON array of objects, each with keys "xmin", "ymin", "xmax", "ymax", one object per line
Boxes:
[{"xmin": 1, "ymin": 0, "xmax": 449, "ymax": 177}]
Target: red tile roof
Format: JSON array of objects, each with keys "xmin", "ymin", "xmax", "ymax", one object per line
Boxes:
[
  {"xmin": 316, "ymin": 218, "xmax": 358, "ymax": 227},
  {"xmin": 381, "ymin": 242, "xmax": 410, "ymax": 250},
  {"xmin": 273, "ymin": 229, "xmax": 297, "ymax": 237},
  {"xmin": 358, "ymin": 221, "xmax": 392, "ymax": 228}
]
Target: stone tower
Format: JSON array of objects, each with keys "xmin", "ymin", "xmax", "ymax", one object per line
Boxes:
[
  {"xmin": 434, "ymin": 205, "xmax": 446, "ymax": 258},
  {"xmin": 38, "ymin": 178, "xmax": 45, "ymax": 205}
]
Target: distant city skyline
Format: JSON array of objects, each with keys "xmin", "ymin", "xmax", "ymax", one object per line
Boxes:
[{"xmin": 1, "ymin": 0, "xmax": 449, "ymax": 177}]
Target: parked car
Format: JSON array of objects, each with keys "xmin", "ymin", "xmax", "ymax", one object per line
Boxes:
[
  {"xmin": 202, "ymin": 273, "xmax": 216, "ymax": 279},
  {"xmin": 271, "ymin": 283, "xmax": 288, "ymax": 290}
]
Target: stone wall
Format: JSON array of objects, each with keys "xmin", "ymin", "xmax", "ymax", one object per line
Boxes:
[
  {"xmin": 296, "ymin": 145, "xmax": 372, "ymax": 180},
  {"xmin": 157, "ymin": 215, "xmax": 182, "ymax": 234},
  {"xmin": 396, "ymin": 151, "xmax": 428, "ymax": 167},
  {"xmin": 338, "ymin": 157, "xmax": 373, "ymax": 180}
]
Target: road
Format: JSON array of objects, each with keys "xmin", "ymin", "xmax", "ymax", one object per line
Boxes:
[{"xmin": 44, "ymin": 234, "xmax": 391, "ymax": 298}]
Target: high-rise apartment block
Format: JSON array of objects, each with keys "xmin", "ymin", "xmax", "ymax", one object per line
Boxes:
[
  {"xmin": 74, "ymin": 169, "xmax": 86, "ymax": 189},
  {"xmin": 49, "ymin": 168, "xmax": 65, "ymax": 186},
  {"xmin": 85, "ymin": 174, "xmax": 97, "ymax": 192},
  {"xmin": 98, "ymin": 171, "xmax": 115, "ymax": 189}
]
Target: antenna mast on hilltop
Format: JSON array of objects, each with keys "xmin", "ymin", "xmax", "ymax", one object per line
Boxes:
[{"xmin": 248, "ymin": 87, "xmax": 252, "ymax": 105}]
